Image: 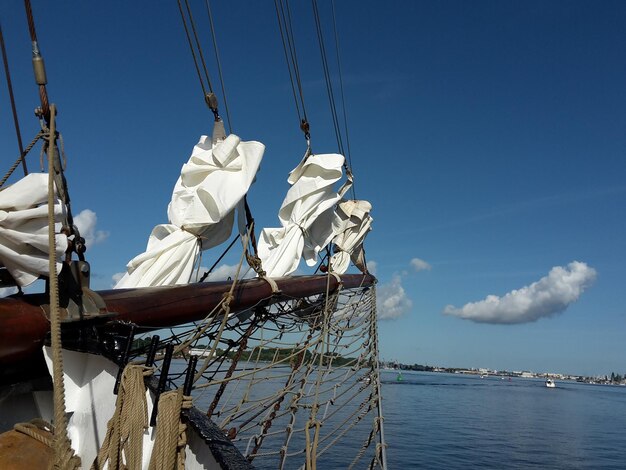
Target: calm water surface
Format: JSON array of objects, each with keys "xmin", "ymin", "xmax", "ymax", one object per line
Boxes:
[
  {"xmin": 185, "ymin": 360, "xmax": 626, "ymax": 468},
  {"xmin": 379, "ymin": 371, "xmax": 626, "ymax": 469}
]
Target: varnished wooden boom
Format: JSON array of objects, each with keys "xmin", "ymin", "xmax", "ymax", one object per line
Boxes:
[{"xmin": 0, "ymin": 274, "xmax": 375, "ymax": 374}]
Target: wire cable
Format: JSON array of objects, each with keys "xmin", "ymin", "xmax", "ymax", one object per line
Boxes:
[
  {"xmin": 204, "ymin": 0, "xmax": 233, "ymax": 133},
  {"xmin": 274, "ymin": 0, "xmax": 310, "ymax": 140},
  {"xmin": 0, "ymin": 23, "xmax": 28, "ymax": 176},
  {"xmin": 330, "ymin": 0, "xmax": 356, "ymax": 199},
  {"xmin": 311, "ymin": 0, "xmax": 344, "ymax": 156}
]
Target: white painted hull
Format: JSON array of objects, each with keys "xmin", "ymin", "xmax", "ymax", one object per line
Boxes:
[{"xmin": 0, "ymin": 348, "xmax": 230, "ymax": 469}]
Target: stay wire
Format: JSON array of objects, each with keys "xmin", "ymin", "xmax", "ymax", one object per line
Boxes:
[
  {"xmin": 177, "ymin": 0, "xmax": 208, "ymax": 99},
  {"xmin": 23, "ymin": 0, "xmax": 49, "ymax": 123},
  {"xmin": 0, "ymin": 23, "xmax": 28, "ymax": 176},
  {"xmin": 274, "ymin": 0, "xmax": 309, "ymax": 136},
  {"xmin": 311, "ymin": 0, "xmax": 344, "ymax": 157},
  {"xmin": 204, "ymin": 0, "xmax": 233, "ymax": 134},
  {"xmin": 284, "ymin": 0, "xmax": 308, "ymax": 124},
  {"xmin": 330, "ymin": 0, "xmax": 356, "ymax": 199},
  {"xmin": 274, "ymin": 0, "xmax": 302, "ymax": 123},
  {"xmin": 183, "ymin": 0, "xmax": 215, "ymax": 94}
]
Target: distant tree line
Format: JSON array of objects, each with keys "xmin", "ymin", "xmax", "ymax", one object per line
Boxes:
[
  {"xmin": 396, "ymin": 363, "xmax": 434, "ymax": 372},
  {"xmin": 158, "ymin": 342, "xmax": 357, "ymax": 368},
  {"xmin": 234, "ymin": 347, "xmax": 356, "ymax": 367}
]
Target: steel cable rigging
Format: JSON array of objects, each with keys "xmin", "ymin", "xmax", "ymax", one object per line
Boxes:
[
  {"xmin": 330, "ymin": 0, "xmax": 355, "ymax": 198},
  {"xmin": 311, "ymin": 0, "xmax": 357, "ymax": 200},
  {"xmin": 274, "ymin": 0, "xmax": 311, "ymax": 143},
  {"xmin": 0, "ymin": 24, "xmax": 28, "ymax": 176},
  {"xmin": 275, "ymin": 0, "xmax": 358, "ymax": 198},
  {"xmin": 177, "ymin": 0, "xmax": 232, "ymax": 134}
]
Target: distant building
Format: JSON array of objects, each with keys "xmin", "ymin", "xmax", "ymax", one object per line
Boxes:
[{"xmin": 190, "ymin": 348, "xmax": 212, "ymax": 357}]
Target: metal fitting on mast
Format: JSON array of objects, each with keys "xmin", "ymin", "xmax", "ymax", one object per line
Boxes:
[
  {"xmin": 31, "ymin": 40, "xmax": 47, "ymax": 85},
  {"xmin": 205, "ymin": 92, "xmax": 220, "ymax": 121}
]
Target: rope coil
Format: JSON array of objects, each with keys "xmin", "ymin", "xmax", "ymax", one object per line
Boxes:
[
  {"xmin": 91, "ymin": 365, "xmax": 153, "ymax": 470},
  {"xmin": 148, "ymin": 389, "xmax": 192, "ymax": 470}
]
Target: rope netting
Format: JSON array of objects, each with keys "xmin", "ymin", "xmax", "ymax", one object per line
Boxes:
[{"xmin": 130, "ymin": 279, "xmax": 386, "ymax": 469}]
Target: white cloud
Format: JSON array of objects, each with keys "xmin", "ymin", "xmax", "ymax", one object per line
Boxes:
[
  {"xmin": 367, "ymin": 260, "xmax": 378, "ymax": 275},
  {"xmin": 195, "ymin": 263, "xmax": 254, "ymax": 282},
  {"xmin": 111, "ymin": 272, "xmax": 126, "ymax": 288},
  {"xmin": 443, "ymin": 261, "xmax": 597, "ymax": 324},
  {"xmin": 410, "ymin": 257, "xmax": 431, "ymax": 272},
  {"xmin": 377, "ymin": 273, "xmax": 413, "ymax": 320},
  {"xmin": 74, "ymin": 209, "xmax": 109, "ymax": 246}
]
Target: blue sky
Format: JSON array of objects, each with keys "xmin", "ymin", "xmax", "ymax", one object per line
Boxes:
[{"xmin": 1, "ymin": 1, "xmax": 625, "ymax": 376}]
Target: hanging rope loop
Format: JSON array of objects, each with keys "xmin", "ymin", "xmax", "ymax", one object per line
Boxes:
[
  {"xmin": 148, "ymin": 389, "xmax": 192, "ymax": 470},
  {"xmin": 45, "ymin": 103, "xmax": 82, "ymax": 470}
]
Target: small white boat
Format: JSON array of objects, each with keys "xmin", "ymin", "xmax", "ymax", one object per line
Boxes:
[{"xmin": 545, "ymin": 379, "xmax": 556, "ymax": 388}]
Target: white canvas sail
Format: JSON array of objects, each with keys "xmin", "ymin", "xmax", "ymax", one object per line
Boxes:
[
  {"xmin": 115, "ymin": 121, "xmax": 264, "ymax": 288},
  {"xmin": 0, "ymin": 173, "xmax": 67, "ymax": 287},
  {"xmin": 258, "ymin": 151, "xmax": 347, "ymax": 277},
  {"xmin": 330, "ymin": 199, "xmax": 373, "ymax": 274}
]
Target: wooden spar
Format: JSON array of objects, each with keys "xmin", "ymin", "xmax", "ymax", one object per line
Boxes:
[
  {"xmin": 0, "ymin": 273, "xmax": 375, "ymax": 374},
  {"xmin": 105, "ymin": 273, "xmax": 375, "ymax": 326}
]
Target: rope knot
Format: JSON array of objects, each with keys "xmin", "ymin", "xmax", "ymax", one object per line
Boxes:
[{"xmin": 222, "ymin": 292, "xmax": 234, "ymax": 309}]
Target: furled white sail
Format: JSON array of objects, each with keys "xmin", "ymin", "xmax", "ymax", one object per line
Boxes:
[
  {"xmin": 258, "ymin": 151, "xmax": 347, "ymax": 277},
  {"xmin": 330, "ymin": 199, "xmax": 373, "ymax": 274},
  {"xmin": 0, "ymin": 173, "xmax": 67, "ymax": 287},
  {"xmin": 115, "ymin": 121, "xmax": 264, "ymax": 288}
]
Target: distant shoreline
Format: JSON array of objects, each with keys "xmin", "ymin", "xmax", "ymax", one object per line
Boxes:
[{"xmin": 381, "ymin": 363, "xmax": 626, "ymax": 386}]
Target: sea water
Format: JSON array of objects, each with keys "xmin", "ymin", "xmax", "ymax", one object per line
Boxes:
[
  {"xmin": 183, "ymin": 361, "xmax": 626, "ymax": 468},
  {"xmin": 375, "ymin": 371, "xmax": 626, "ymax": 469}
]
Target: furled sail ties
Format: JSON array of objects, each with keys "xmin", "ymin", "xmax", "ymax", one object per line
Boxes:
[
  {"xmin": 257, "ymin": 149, "xmax": 348, "ymax": 278},
  {"xmin": 0, "ymin": 2, "xmax": 90, "ymax": 288},
  {"xmin": 115, "ymin": 119, "xmax": 265, "ymax": 288},
  {"xmin": 329, "ymin": 199, "xmax": 373, "ymax": 275},
  {"xmin": 0, "ymin": 173, "xmax": 67, "ymax": 287}
]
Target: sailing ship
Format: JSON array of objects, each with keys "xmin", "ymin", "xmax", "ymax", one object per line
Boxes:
[{"xmin": 0, "ymin": 1, "xmax": 386, "ymax": 468}]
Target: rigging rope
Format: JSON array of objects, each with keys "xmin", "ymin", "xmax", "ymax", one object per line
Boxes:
[
  {"xmin": 177, "ymin": 0, "xmax": 209, "ymax": 101},
  {"xmin": 22, "ymin": 0, "xmax": 80, "ymax": 251},
  {"xmin": 178, "ymin": 0, "xmax": 225, "ymax": 121},
  {"xmin": 148, "ymin": 389, "xmax": 192, "ymax": 470},
  {"xmin": 204, "ymin": 0, "xmax": 233, "ymax": 133},
  {"xmin": 183, "ymin": 0, "xmax": 214, "ymax": 94},
  {"xmin": 132, "ymin": 280, "xmax": 386, "ymax": 468},
  {"xmin": 0, "ymin": 130, "xmax": 43, "ymax": 188},
  {"xmin": 92, "ymin": 365, "xmax": 153, "ymax": 470},
  {"xmin": 0, "ymin": 24, "xmax": 28, "ymax": 176},
  {"xmin": 274, "ymin": 0, "xmax": 310, "ymax": 142},
  {"xmin": 23, "ymin": 0, "xmax": 50, "ymax": 123},
  {"xmin": 310, "ymin": 0, "xmax": 359, "ymax": 200},
  {"xmin": 176, "ymin": 0, "xmax": 235, "ymax": 132},
  {"xmin": 311, "ymin": 0, "xmax": 343, "ymax": 153},
  {"xmin": 46, "ymin": 104, "xmax": 81, "ymax": 470},
  {"xmin": 330, "ymin": 0, "xmax": 356, "ymax": 199}
]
